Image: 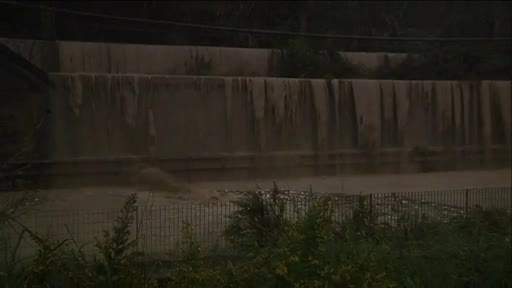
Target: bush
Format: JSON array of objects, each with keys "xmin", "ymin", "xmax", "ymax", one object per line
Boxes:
[
  {"xmin": 2, "ymin": 193, "xmax": 150, "ymax": 288},
  {"xmin": 223, "ymin": 192, "xmax": 398, "ymax": 287},
  {"xmin": 224, "ymin": 182, "xmax": 288, "ymax": 252},
  {"xmin": 278, "ymin": 39, "xmax": 362, "ymax": 79},
  {"xmin": 223, "ymin": 192, "xmax": 511, "ymax": 287},
  {"xmin": 278, "ymin": 40, "xmax": 511, "ymax": 80},
  {"xmin": 377, "ymin": 47, "xmax": 512, "ymax": 80},
  {"xmin": 2, "ymin": 191, "xmax": 511, "ymax": 287},
  {"xmin": 91, "ymin": 193, "xmax": 144, "ymax": 287},
  {"xmin": 167, "ymin": 223, "xmax": 226, "ymax": 288}
]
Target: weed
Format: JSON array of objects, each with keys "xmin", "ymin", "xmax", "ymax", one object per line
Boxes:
[
  {"xmin": 224, "ymin": 182, "xmax": 288, "ymax": 252},
  {"xmin": 2, "ymin": 191, "xmax": 511, "ymax": 287}
]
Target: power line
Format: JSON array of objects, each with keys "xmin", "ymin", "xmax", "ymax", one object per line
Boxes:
[{"xmin": 2, "ymin": 0, "xmax": 511, "ymax": 43}]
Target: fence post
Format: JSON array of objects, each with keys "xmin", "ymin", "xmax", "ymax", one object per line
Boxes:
[
  {"xmin": 464, "ymin": 189, "xmax": 469, "ymax": 216},
  {"xmin": 135, "ymin": 205, "xmax": 139, "ymax": 252},
  {"xmin": 509, "ymin": 187, "xmax": 512, "ymax": 271},
  {"xmin": 369, "ymin": 193, "xmax": 374, "ymax": 223}
]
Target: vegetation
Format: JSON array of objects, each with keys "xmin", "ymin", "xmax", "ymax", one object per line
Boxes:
[
  {"xmin": 278, "ymin": 39, "xmax": 362, "ymax": 79},
  {"xmin": 1, "ymin": 193, "xmax": 149, "ymax": 288},
  {"xmin": 277, "ymin": 38, "xmax": 511, "ymax": 80},
  {"xmin": 376, "ymin": 47, "xmax": 512, "ymax": 80},
  {"xmin": 1, "ymin": 188, "xmax": 511, "ymax": 287},
  {"xmin": 4, "ymin": 2, "xmax": 510, "ymax": 52},
  {"xmin": 274, "ymin": 36, "xmax": 511, "ymax": 80}
]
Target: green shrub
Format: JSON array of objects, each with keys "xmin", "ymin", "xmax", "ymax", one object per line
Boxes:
[
  {"xmin": 223, "ymin": 193, "xmax": 398, "ymax": 287},
  {"xmin": 278, "ymin": 39, "xmax": 362, "ymax": 78},
  {"xmin": 226, "ymin": 192, "xmax": 511, "ymax": 288},
  {"xmin": 224, "ymin": 182, "xmax": 288, "ymax": 252},
  {"xmin": 2, "ymin": 191, "xmax": 511, "ymax": 287},
  {"xmin": 381, "ymin": 208, "xmax": 512, "ymax": 287},
  {"xmin": 91, "ymin": 193, "xmax": 143, "ymax": 287},
  {"xmin": 167, "ymin": 223, "xmax": 226, "ymax": 288},
  {"xmin": 377, "ymin": 48, "xmax": 512, "ymax": 80},
  {"xmin": 3, "ymin": 193, "xmax": 151, "ymax": 288}
]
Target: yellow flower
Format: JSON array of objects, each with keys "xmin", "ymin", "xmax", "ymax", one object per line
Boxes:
[{"xmin": 275, "ymin": 263, "xmax": 288, "ymax": 276}]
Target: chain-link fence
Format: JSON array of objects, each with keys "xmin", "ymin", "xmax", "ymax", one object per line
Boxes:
[{"xmin": 2, "ymin": 186, "xmax": 511, "ymax": 258}]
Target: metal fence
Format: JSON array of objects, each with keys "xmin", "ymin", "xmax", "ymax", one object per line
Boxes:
[{"xmin": 2, "ymin": 186, "xmax": 511, "ymax": 258}]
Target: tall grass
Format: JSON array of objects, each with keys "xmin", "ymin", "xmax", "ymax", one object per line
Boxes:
[
  {"xmin": 1, "ymin": 188, "xmax": 511, "ymax": 287},
  {"xmin": 1, "ymin": 193, "xmax": 155, "ymax": 288}
]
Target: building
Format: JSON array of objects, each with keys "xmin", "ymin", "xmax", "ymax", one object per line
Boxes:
[{"xmin": 0, "ymin": 43, "xmax": 53, "ymax": 162}]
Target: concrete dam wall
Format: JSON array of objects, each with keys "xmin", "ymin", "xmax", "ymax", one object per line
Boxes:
[
  {"xmin": 47, "ymin": 74, "xmax": 511, "ymax": 177},
  {"xmin": 1, "ymin": 38, "xmax": 407, "ymax": 77},
  {"xmin": 2, "ymin": 37, "xmax": 509, "ymax": 181}
]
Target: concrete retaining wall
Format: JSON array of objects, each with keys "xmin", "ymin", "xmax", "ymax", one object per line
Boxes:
[
  {"xmin": 48, "ymin": 74, "xmax": 511, "ymax": 162},
  {"xmin": 2, "ymin": 38, "xmax": 509, "ymax": 178},
  {"xmin": 1, "ymin": 38, "xmax": 407, "ymax": 77}
]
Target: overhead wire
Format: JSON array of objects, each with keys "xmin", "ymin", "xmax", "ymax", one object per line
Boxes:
[{"xmin": 1, "ymin": 0, "xmax": 511, "ymax": 43}]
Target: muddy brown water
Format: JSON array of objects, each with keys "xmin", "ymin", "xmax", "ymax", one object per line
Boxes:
[{"xmin": 1, "ymin": 169, "xmax": 510, "ymax": 257}]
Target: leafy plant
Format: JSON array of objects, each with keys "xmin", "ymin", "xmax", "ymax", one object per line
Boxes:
[
  {"xmin": 377, "ymin": 47, "xmax": 512, "ymax": 80},
  {"xmin": 278, "ymin": 39, "xmax": 362, "ymax": 79},
  {"xmin": 0, "ymin": 230, "xmax": 28, "ymax": 288},
  {"xmin": 92, "ymin": 193, "xmax": 143, "ymax": 287},
  {"xmin": 224, "ymin": 182, "xmax": 288, "ymax": 252},
  {"xmin": 1, "ymin": 190, "xmax": 511, "ymax": 287},
  {"xmin": 3, "ymin": 193, "xmax": 149, "ymax": 288},
  {"xmin": 167, "ymin": 222, "xmax": 226, "ymax": 288}
]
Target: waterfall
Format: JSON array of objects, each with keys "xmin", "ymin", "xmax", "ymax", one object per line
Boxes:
[{"xmin": 48, "ymin": 74, "xmax": 511, "ymax": 159}]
